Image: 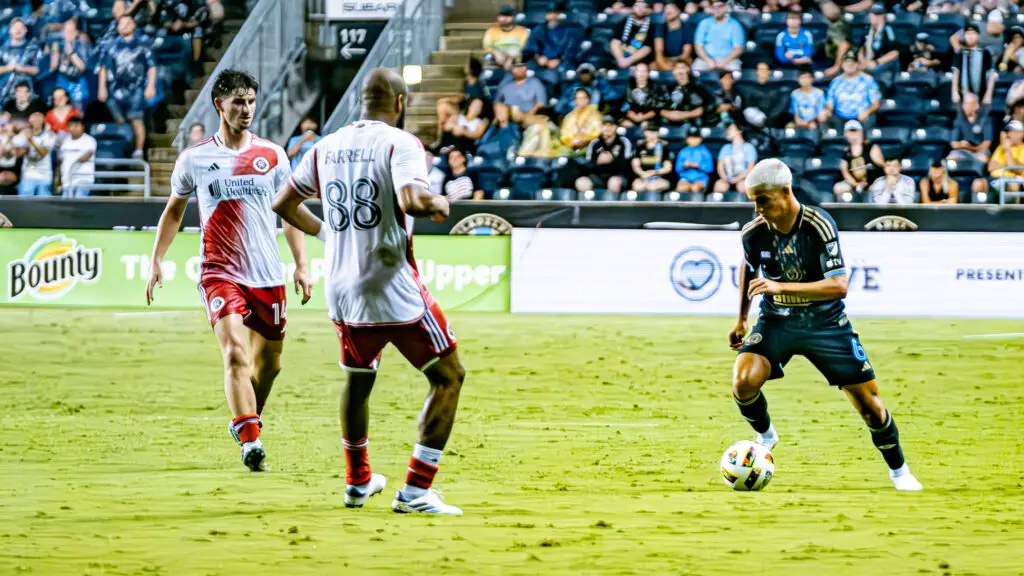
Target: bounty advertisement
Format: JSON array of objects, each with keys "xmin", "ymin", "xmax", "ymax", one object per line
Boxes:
[{"xmin": 2, "ymin": 230, "xmax": 509, "ymax": 312}]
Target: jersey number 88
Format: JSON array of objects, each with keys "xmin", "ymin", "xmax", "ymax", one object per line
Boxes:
[{"xmin": 324, "ymin": 178, "xmax": 382, "ymax": 231}]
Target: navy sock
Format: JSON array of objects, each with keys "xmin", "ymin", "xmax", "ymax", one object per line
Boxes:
[
  {"xmin": 870, "ymin": 411, "xmax": 905, "ymax": 470},
  {"xmin": 734, "ymin": 391, "xmax": 771, "ymax": 434}
]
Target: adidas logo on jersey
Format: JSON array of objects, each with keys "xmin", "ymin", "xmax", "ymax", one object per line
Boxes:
[
  {"xmin": 208, "ymin": 163, "xmax": 221, "ymax": 172},
  {"xmin": 862, "ymin": 361, "xmax": 872, "ymax": 372}
]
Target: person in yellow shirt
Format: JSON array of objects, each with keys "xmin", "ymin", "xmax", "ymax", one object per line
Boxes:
[
  {"xmin": 976, "ymin": 120, "xmax": 1024, "ymax": 202},
  {"xmin": 483, "ymin": 6, "xmax": 531, "ymax": 70},
  {"xmin": 559, "ymin": 88, "xmax": 602, "ymax": 152}
]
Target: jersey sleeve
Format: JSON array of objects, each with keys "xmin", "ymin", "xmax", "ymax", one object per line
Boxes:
[
  {"xmin": 741, "ymin": 227, "xmax": 761, "ymax": 274},
  {"xmin": 391, "ymin": 133, "xmax": 431, "ymax": 192},
  {"xmin": 288, "ymin": 142, "xmax": 320, "ymax": 199},
  {"xmin": 807, "ymin": 209, "xmax": 846, "ymax": 278},
  {"xmin": 170, "ymin": 151, "xmax": 194, "ymax": 197}
]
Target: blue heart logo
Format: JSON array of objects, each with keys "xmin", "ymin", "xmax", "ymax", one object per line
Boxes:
[{"xmin": 679, "ymin": 259, "xmax": 715, "ymax": 290}]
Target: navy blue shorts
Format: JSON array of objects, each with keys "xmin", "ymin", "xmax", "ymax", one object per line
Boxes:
[
  {"xmin": 738, "ymin": 315, "xmax": 876, "ymax": 387},
  {"xmin": 107, "ymin": 88, "xmax": 145, "ymax": 122}
]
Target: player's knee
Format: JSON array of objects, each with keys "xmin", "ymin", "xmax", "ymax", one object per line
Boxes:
[
  {"xmin": 608, "ymin": 176, "xmax": 623, "ymax": 193},
  {"xmin": 575, "ymin": 177, "xmax": 592, "ymax": 192},
  {"xmin": 222, "ymin": 342, "xmax": 250, "ymax": 373},
  {"xmin": 972, "ymin": 178, "xmax": 987, "ymax": 193},
  {"xmin": 732, "ymin": 362, "xmax": 768, "ymax": 399}
]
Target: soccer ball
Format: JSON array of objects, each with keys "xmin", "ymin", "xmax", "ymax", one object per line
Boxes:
[{"xmin": 720, "ymin": 440, "xmax": 775, "ymax": 491}]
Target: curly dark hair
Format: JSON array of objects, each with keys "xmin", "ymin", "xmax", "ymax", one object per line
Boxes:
[{"xmin": 210, "ymin": 69, "xmax": 259, "ymax": 106}]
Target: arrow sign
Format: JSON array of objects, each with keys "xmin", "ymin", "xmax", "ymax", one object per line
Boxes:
[{"xmin": 341, "ymin": 43, "xmax": 367, "ymax": 59}]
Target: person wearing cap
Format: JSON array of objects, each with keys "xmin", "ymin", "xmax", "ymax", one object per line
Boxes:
[
  {"xmin": 730, "ymin": 158, "xmax": 923, "ymax": 492},
  {"xmin": 858, "ymin": 5, "xmax": 900, "ymax": 82},
  {"xmin": 630, "ymin": 119, "xmax": 673, "ymax": 192},
  {"xmin": 920, "ymin": 158, "xmax": 959, "ymax": 204},
  {"xmin": 611, "ymin": 0, "xmax": 656, "ymax": 70},
  {"xmin": 774, "ymin": 10, "xmax": 814, "ymax": 68},
  {"xmin": 693, "ymin": 0, "xmax": 745, "ymax": 72},
  {"xmin": 714, "ymin": 123, "xmax": 757, "ymax": 195},
  {"xmin": 559, "ymin": 88, "xmax": 603, "ymax": 151},
  {"xmin": 493, "ymin": 58, "xmax": 548, "ymax": 126},
  {"xmin": 951, "ymin": 3, "xmax": 1006, "ymax": 54},
  {"xmin": 789, "ymin": 67, "xmax": 825, "ymax": 129},
  {"xmin": 661, "ymin": 60, "xmax": 711, "ymax": 128},
  {"xmin": 819, "ymin": 51, "xmax": 882, "ymax": 131},
  {"xmin": 0, "ymin": 18, "xmax": 43, "ymax": 104},
  {"xmin": 868, "ymin": 157, "xmax": 916, "ymax": 204},
  {"xmin": 621, "ymin": 62, "xmax": 666, "ymax": 127},
  {"xmin": 523, "ymin": 0, "xmax": 581, "ymax": 86},
  {"xmin": 434, "ymin": 57, "xmax": 491, "ymax": 152},
  {"xmin": 820, "ymin": 2, "xmax": 853, "ymax": 79},
  {"xmin": 998, "ymin": 26, "xmax": 1024, "ymax": 73},
  {"xmin": 950, "ymin": 91, "xmax": 993, "ymax": 164},
  {"xmin": 950, "ymin": 22, "xmax": 998, "ymax": 106},
  {"xmin": 979, "ymin": 120, "xmax": 1024, "ymax": 201},
  {"xmin": 907, "ymin": 32, "xmax": 940, "ymax": 72},
  {"xmin": 483, "ymin": 5, "xmax": 531, "ymax": 70},
  {"xmin": 555, "ymin": 63, "xmax": 611, "ymax": 117},
  {"xmin": 674, "ymin": 126, "xmax": 713, "ymax": 195},
  {"xmin": 576, "ymin": 115, "xmax": 633, "ymax": 195},
  {"xmin": 834, "ymin": 119, "xmax": 884, "ymax": 199},
  {"xmin": 654, "ymin": 1, "xmax": 692, "ymax": 71}
]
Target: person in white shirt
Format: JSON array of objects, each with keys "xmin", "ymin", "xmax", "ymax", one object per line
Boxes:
[
  {"xmin": 870, "ymin": 158, "xmax": 917, "ymax": 204},
  {"xmin": 59, "ymin": 117, "xmax": 96, "ymax": 196},
  {"xmin": 14, "ymin": 111, "xmax": 58, "ymax": 196}
]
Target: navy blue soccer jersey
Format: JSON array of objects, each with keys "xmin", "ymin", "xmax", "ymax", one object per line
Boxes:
[{"xmin": 741, "ymin": 205, "xmax": 847, "ymax": 324}]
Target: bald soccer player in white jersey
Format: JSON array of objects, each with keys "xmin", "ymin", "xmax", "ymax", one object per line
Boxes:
[
  {"xmin": 273, "ymin": 68, "xmax": 466, "ymax": 515},
  {"xmin": 146, "ymin": 69, "xmax": 315, "ymax": 472}
]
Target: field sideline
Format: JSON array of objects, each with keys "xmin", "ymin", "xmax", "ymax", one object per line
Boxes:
[{"xmin": 2, "ymin": 308, "xmax": 1023, "ymax": 575}]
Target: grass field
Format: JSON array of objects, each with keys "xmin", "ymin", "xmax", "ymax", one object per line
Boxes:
[{"xmin": 2, "ymin": 308, "xmax": 1024, "ymax": 575}]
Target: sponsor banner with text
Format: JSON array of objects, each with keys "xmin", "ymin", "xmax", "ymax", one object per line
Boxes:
[
  {"xmin": 2, "ymin": 230, "xmax": 509, "ymax": 312},
  {"xmin": 510, "ymin": 229, "xmax": 1024, "ymax": 318}
]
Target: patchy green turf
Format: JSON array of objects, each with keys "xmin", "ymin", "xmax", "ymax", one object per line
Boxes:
[{"xmin": 2, "ymin": 308, "xmax": 1023, "ymax": 575}]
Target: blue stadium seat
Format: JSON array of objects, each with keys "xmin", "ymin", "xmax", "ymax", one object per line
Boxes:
[
  {"xmin": 844, "ymin": 12, "xmax": 870, "ymax": 45},
  {"xmin": 700, "ymin": 125, "xmax": 728, "ymax": 157},
  {"xmin": 867, "ymin": 126, "xmax": 909, "ymax": 158},
  {"xmin": 91, "ymin": 123, "xmax": 134, "ymax": 142},
  {"xmin": 901, "ymin": 156, "xmax": 930, "ymax": 182},
  {"xmin": 508, "ymin": 157, "xmax": 548, "ymax": 199},
  {"xmin": 96, "ymin": 138, "xmax": 129, "ymax": 159},
  {"xmin": 649, "ymin": 69, "xmax": 675, "ymax": 92},
  {"xmin": 778, "ymin": 156, "xmax": 806, "ymax": 177},
  {"xmin": 804, "ymin": 156, "xmax": 842, "ymax": 196},
  {"xmin": 877, "ymin": 97, "xmax": 925, "ymax": 128},
  {"xmin": 888, "ymin": 12, "xmax": 923, "ymax": 44},
  {"xmin": 535, "ymin": 187, "xmax": 575, "ymax": 201},
  {"xmin": 775, "ymin": 128, "xmax": 819, "ymax": 158},
  {"xmin": 909, "ymin": 126, "xmax": 951, "ymax": 158},
  {"xmin": 893, "ymin": 70, "xmax": 937, "ymax": 99},
  {"xmin": 515, "ymin": 11, "xmax": 547, "ymax": 29},
  {"xmin": 468, "ymin": 156, "xmax": 506, "ymax": 193},
  {"xmin": 819, "ymin": 128, "xmax": 847, "ymax": 157},
  {"xmin": 925, "ymin": 98, "xmax": 956, "ymax": 129},
  {"xmin": 661, "ymin": 125, "xmax": 688, "ymax": 148},
  {"xmin": 921, "ymin": 13, "xmax": 965, "ymax": 41},
  {"xmin": 577, "ymin": 189, "xmax": 618, "ymax": 201},
  {"xmin": 947, "ymin": 154, "xmax": 985, "ymax": 178},
  {"xmin": 638, "ymin": 191, "xmax": 662, "ymax": 202},
  {"xmin": 723, "ymin": 191, "xmax": 749, "ymax": 203}
]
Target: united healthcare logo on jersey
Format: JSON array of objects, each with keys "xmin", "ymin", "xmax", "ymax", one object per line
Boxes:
[
  {"xmin": 7, "ymin": 235, "xmax": 102, "ymax": 302},
  {"xmin": 669, "ymin": 246, "xmax": 723, "ymax": 301}
]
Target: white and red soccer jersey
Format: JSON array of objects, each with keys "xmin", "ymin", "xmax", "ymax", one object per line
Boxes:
[
  {"xmin": 171, "ymin": 133, "xmax": 291, "ymax": 287},
  {"xmin": 289, "ymin": 120, "xmax": 432, "ymax": 326}
]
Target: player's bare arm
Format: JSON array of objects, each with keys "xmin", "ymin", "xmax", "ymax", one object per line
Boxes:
[
  {"xmin": 747, "ymin": 274, "xmax": 848, "ymax": 301},
  {"xmin": 272, "ymin": 182, "xmax": 326, "ymax": 237},
  {"xmin": 282, "ymin": 221, "xmax": 313, "ymax": 305},
  {"xmin": 730, "ymin": 262, "xmax": 755, "ymax": 350},
  {"xmin": 146, "ymin": 194, "xmax": 189, "ymax": 305},
  {"xmin": 397, "ymin": 183, "xmax": 449, "ymax": 220}
]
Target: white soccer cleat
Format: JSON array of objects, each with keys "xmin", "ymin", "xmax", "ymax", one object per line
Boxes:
[
  {"xmin": 391, "ymin": 489, "xmax": 463, "ymax": 515},
  {"xmin": 241, "ymin": 439, "xmax": 267, "ymax": 472},
  {"xmin": 890, "ymin": 464, "xmax": 923, "ymax": 491},
  {"xmin": 345, "ymin": 473, "xmax": 387, "ymax": 508},
  {"xmin": 755, "ymin": 424, "xmax": 779, "ymax": 450}
]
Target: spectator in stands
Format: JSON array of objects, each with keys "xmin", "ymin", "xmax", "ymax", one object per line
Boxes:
[
  {"xmin": 119, "ymin": 0, "xmax": 159, "ymax": 35},
  {"xmin": 979, "ymin": 120, "xmax": 1024, "ymax": 199},
  {"xmin": 742, "ymin": 62, "xmax": 788, "ymax": 129},
  {"xmin": 494, "ymin": 59, "xmax": 547, "ymax": 125},
  {"xmin": 950, "ymin": 91, "xmax": 993, "ymax": 163},
  {"xmin": 99, "ymin": 14, "xmax": 158, "ymax": 159},
  {"xmin": 45, "ymin": 87, "xmax": 81, "ymax": 134},
  {"xmin": 58, "ymin": 116, "xmax": 96, "ymax": 197},
  {"xmin": 789, "ymin": 67, "xmax": 825, "ymax": 129},
  {"xmin": 21, "ymin": 0, "xmax": 49, "ymax": 40},
  {"xmin": 439, "ymin": 146, "xmax": 484, "ymax": 201},
  {"xmin": 674, "ymin": 126, "xmax": 713, "ymax": 194},
  {"xmin": 908, "ymin": 32, "xmax": 941, "ymax": 72},
  {"xmin": 2, "ymin": 82, "xmax": 47, "ymax": 127},
  {"xmin": 920, "ymin": 158, "xmax": 959, "ymax": 204},
  {"xmin": 622, "ymin": 62, "xmax": 664, "ymax": 127},
  {"xmin": 560, "ymin": 88, "xmax": 602, "ymax": 152},
  {"xmin": 775, "ymin": 10, "xmax": 814, "ymax": 68},
  {"xmin": 577, "ymin": 115, "xmax": 632, "ymax": 194},
  {"xmin": 654, "ymin": 1, "xmax": 691, "ymax": 71},
  {"xmin": 0, "ymin": 19, "xmax": 43, "ymax": 104},
  {"xmin": 821, "ymin": 2, "xmax": 853, "ymax": 79},
  {"xmin": 483, "ymin": 5, "xmax": 531, "ymax": 70},
  {"xmin": 714, "ymin": 122, "xmax": 756, "ymax": 195},
  {"xmin": 859, "ymin": 5, "xmax": 901, "ymax": 84},
  {"xmin": 523, "ymin": 0, "xmax": 580, "ymax": 86},
  {"xmin": 693, "ymin": 0, "xmax": 745, "ymax": 72},
  {"xmin": 951, "ymin": 23, "xmax": 998, "ymax": 106},
  {"xmin": 197, "ymin": 0, "xmax": 226, "ymax": 50},
  {"xmin": 951, "ymin": 6, "xmax": 1005, "ymax": 54},
  {"xmin": 834, "ymin": 119, "xmax": 885, "ymax": 199},
  {"xmin": 631, "ymin": 119, "xmax": 673, "ymax": 192},
  {"xmin": 158, "ymin": 0, "xmax": 203, "ymax": 65},
  {"xmin": 820, "ymin": 52, "xmax": 882, "ymax": 131},
  {"xmin": 822, "ymin": 0, "xmax": 873, "ymax": 13},
  {"xmin": 436, "ymin": 58, "xmax": 490, "ymax": 151},
  {"xmin": 998, "ymin": 26, "xmax": 1024, "ymax": 72},
  {"xmin": 713, "ymin": 70, "xmax": 743, "ymax": 126},
  {"xmin": 13, "ymin": 111, "xmax": 57, "ymax": 196},
  {"xmin": 48, "ymin": 19, "xmax": 89, "ymax": 108},
  {"xmin": 287, "ymin": 117, "xmax": 321, "ymax": 170},
  {"xmin": 660, "ymin": 61, "xmax": 710, "ymax": 129},
  {"xmin": 188, "ymin": 122, "xmax": 205, "ymax": 146},
  {"xmin": 476, "ymin": 102, "xmax": 521, "ymax": 158},
  {"xmin": 611, "ymin": 0, "xmax": 656, "ymax": 70},
  {"xmin": 556, "ymin": 63, "xmax": 611, "ymax": 117},
  {"xmin": 0, "ymin": 127, "xmax": 25, "ymax": 195},
  {"xmin": 869, "ymin": 158, "xmax": 916, "ymax": 204}
]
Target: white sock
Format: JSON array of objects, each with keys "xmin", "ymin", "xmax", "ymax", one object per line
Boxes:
[
  {"xmin": 761, "ymin": 424, "xmax": 777, "ymax": 439},
  {"xmin": 402, "ymin": 444, "xmax": 443, "ymax": 499},
  {"xmin": 890, "ymin": 463, "xmax": 910, "ymax": 478}
]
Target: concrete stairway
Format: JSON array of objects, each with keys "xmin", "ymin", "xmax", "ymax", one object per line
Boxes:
[
  {"xmin": 404, "ymin": 22, "xmax": 490, "ymax": 146},
  {"xmin": 147, "ymin": 0, "xmax": 250, "ymax": 196}
]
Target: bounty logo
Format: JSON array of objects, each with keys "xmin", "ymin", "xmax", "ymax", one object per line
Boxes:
[
  {"xmin": 669, "ymin": 247, "xmax": 722, "ymax": 301},
  {"xmin": 8, "ymin": 235, "xmax": 102, "ymax": 301}
]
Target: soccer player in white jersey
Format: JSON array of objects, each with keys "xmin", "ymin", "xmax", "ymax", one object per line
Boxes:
[
  {"xmin": 272, "ymin": 69, "xmax": 466, "ymax": 515},
  {"xmin": 146, "ymin": 70, "xmax": 314, "ymax": 471}
]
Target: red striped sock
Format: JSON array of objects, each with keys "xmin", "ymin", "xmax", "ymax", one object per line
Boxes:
[
  {"xmin": 405, "ymin": 456, "xmax": 439, "ymax": 490},
  {"xmin": 231, "ymin": 414, "xmax": 261, "ymax": 444},
  {"xmin": 342, "ymin": 436, "xmax": 372, "ymax": 486}
]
